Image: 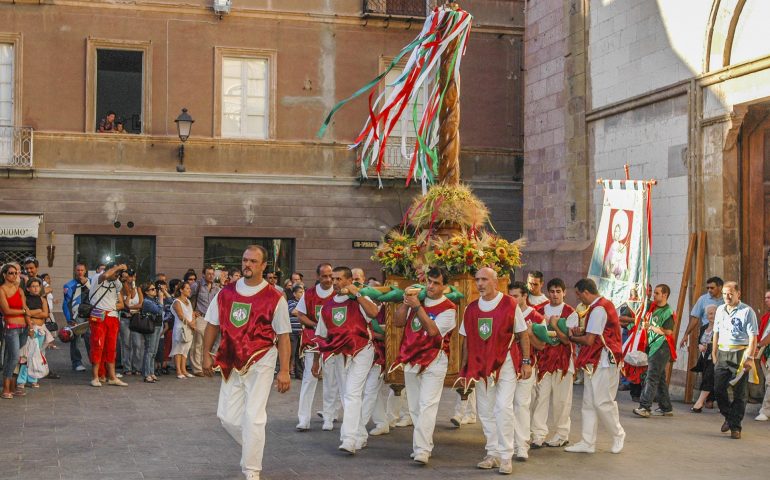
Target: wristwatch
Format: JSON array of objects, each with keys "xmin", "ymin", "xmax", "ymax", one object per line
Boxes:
[
  {"xmin": 521, "ymin": 358, "xmax": 531, "ymax": 365},
  {"xmin": 354, "ymin": 291, "xmax": 362, "ymax": 298}
]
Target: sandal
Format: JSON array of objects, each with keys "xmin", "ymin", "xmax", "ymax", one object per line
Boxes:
[
  {"xmin": 14, "ymin": 388, "xmax": 26, "ymax": 397},
  {"xmin": 1, "ymin": 392, "xmax": 13, "ymax": 399},
  {"xmin": 28, "ymin": 383, "xmax": 40, "ymax": 388},
  {"xmin": 144, "ymin": 376, "xmax": 156, "ymax": 383}
]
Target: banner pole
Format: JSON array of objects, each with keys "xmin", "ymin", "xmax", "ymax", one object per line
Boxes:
[{"xmin": 667, "ymin": 232, "xmax": 696, "ymax": 386}]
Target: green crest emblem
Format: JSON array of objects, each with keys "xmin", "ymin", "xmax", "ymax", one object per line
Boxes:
[
  {"xmin": 315, "ymin": 305, "xmax": 323, "ymax": 321},
  {"xmin": 229, "ymin": 302, "xmax": 251, "ymax": 328},
  {"xmin": 332, "ymin": 307, "xmax": 347, "ymax": 326},
  {"xmin": 478, "ymin": 317, "xmax": 493, "ymax": 341},
  {"xmin": 411, "ymin": 316, "xmax": 422, "ymax": 332}
]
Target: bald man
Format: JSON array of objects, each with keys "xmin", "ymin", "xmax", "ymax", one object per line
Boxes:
[{"xmin": 458, "ymin": 267, "xmax": 531, "ymax": 475}]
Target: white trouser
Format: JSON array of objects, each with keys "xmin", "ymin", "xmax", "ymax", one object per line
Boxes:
[
  {"xmin": 322, "ymin": 354, "xmax": 345, "ymax": 422},
  {"xmin": 297, "ymin": 350, "xmax": 318, "ymax": 427},
  {"xmin": 404, "ymin": 353, "xmax": 448, "ymax": 455},
  {"xmin": 386, "ymin": 388, "xmax": 410, "ymax": 425},
  {"xmin": 475, "ymin": 356, "xmax": 517, "ymax": 461},
  {"xmin": 513, "ymin": 366, "xmax": 535, "ymax": 452},
  {"xmin": 454, "ymin": 389, "xmax": 477, "ymax": 419},
  {"xmin": 531, "ymin": 367, "xmax": 573, "ymax": 442},
  {"xmin": 371, "ymin": 382, "xmax": 389, "ymax": 427},
  {"xmin": 217, "ymin": 348, "xmax": 277, "ymax": 476},
  {"xmin": 359, "ymin": 364, "xmax": 384, "ymax": 438},
  {"xmin": 760, "ymin": 362, "xmax": 770, "ymax": 417},
  {"xmin": 340, "ymin": 344, "xmax": 375, "ymax": 447},
  {"xmin": 580, "ymin": 365, "xmax": 624, "ymax": 448}
]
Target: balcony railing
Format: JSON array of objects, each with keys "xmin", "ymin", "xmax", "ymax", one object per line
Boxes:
[
  {"xmin": 0, "ymin": 126, "xmax": 33, "ymax": 169},
  {"xmin": 363, "ymin": 142, "xmax": 415, "ymax": 180},
  {"xmin": 363, "ymin": 0, "xmax": 437, "ymax": 18}
]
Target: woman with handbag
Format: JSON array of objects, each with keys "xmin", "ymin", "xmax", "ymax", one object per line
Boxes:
[
  {"xmin": 170, "ymin": 282, "xmax": 195, "ymax": 379},
  {"xmin": 140, "ymin": 283, "xmax": 165, "ymax": 383},
  {"xmin": 691, "ymin": 304, "xmax": 717, "ymax": 413}
]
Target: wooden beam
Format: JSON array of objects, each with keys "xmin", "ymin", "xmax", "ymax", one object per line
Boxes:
[
  {"xmin": 667, "ymin": 232, "xmax": 696, "ymax": 386},
  {"xmin": 683, "ymin": 232, "xmax": 707, "ymax": 402}
]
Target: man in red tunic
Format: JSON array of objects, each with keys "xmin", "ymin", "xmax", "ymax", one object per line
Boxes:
[
  {"xmin": 565, "ymin": 278, "xmax": 625, "ymax": 455},
  {"xmin": 311, "ymin": 266, "xmax": 380, "ymax": 454},
  {"xmin": 391, "ymin": 266, "xmax": 456, "ymax": 465},
  {"xmin": 530, "ymin": 278, "xmax": 578, "ymax": 448},
  {"xmin": 294, "ymin": 262, "xmax": 335, "ymax": 431},
  {"xmin": 202, "ymin": 245, "xmax": 292, "ymax": 480},
  {"xmin": 526, "ymin": 271, "xmax": 549, "ymax": 310},
  {"xmin": 458, "ymin": 267, "xmax": 531, "ymax": 475},
  {"xmin": 507, "ymin": 281, "xmax": 545, "ymax": 461}
]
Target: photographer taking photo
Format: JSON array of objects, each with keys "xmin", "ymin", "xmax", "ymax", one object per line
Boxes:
[{"xmin": 88, "ymin": 263, "xmax": 128, "ymax": 388}]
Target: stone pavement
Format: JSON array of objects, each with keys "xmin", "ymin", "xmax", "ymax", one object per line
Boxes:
[{"xmin": 1, "ymin": 347, "xmax": 769, "ymax": 480}]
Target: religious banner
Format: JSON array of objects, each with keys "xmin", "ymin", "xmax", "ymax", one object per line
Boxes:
[{"xmin": 588, "ymin": 179, "xmax": 652, "ymax": 311}]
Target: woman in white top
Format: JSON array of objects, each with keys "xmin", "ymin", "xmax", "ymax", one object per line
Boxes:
[{"xmin": 170, "ymin": 282, "xmax": 195, "ymax": 379}]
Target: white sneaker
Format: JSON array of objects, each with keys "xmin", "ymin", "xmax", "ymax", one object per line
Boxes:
[
  {"xmin": 545, "ymin": 437, "xmax": 568, "ymax": 447},
  {"xmin": 450, "ymin": 415, "xmax": 462, "ymax": 427},
  {"xmin": 356, "ymin": 441, "xmax": 368, "ymax": 450},
  {"xmin": 611, "ymin": 432, "xmax": 625, "ymax": 454},
  {"xmin": 322, "ymin": 421, "xmax": 334, "ymax": 431},
  {"xmin": 394, "ymin": 415, "xmax": 413, "ymax": 427},
  {"xmin": 413, "ymin": 452, "xmax": 430, "ymax": 464},
  {"xmin": 107, "ymin": 378, "xmax": 128, "ymax": 387},
  {"xmin": 565, "ymin": 442, "xmax": 595, "ymax": 453},
  {"xmin": 514, "ymin": 448, "xmax": 528, "ymax": 461},
  {"xmin": 476, "ymin": 455, "xmax": 500, "ymax": 469},
  {"xmin": 755, "ymin": 413, "xmax": 769, "ymax": 421},
  {"xmin": 462, "ymin": 415, "xmax": 476, "ymax": 425},
  {"xmin": 74, "ymin": 365, "xmax": 86, "ymax": 372},
  {"xmin": 296, "ymin": 423, "xmax": 310, "ymax": 431},
  {"xmin": 115, "ymin": 372, "xmax": 123, "ymax": 378},
  {"xmin": 90, "ymin": 379, "xmax": 102, "ymax": 387},
  {"xmin": 498, "ymin": 459, "xmax": 513, "ymax": 475},
  {"xmin": 369, "ymin": 424, "xmax": 390, "ymax": 436},
  {"xmin": 244, "ymin": 471, "xmax": 260, "ymax": 480},
  {"xmin": 338, "ymin": 442, "xmax": 356, "ymax": 455}
]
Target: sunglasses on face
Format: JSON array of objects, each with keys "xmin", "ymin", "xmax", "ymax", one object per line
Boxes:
[{"xmin": 5, "ymin": 271, "xmax": 18, "ymax": 276}]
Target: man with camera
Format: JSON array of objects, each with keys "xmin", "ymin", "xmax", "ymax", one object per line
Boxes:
[
  {"xmin": 63, "ymin": 263, "xmax": 91, "ymax": 371},
  {"xmin": 88, "ymin": 263, "xmax": 128, "ymax": 387}
]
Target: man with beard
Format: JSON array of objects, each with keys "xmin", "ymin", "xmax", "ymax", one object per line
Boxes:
[{"xmin": 202, "ymin": 245, "xmax": 291, "ymax": 480}]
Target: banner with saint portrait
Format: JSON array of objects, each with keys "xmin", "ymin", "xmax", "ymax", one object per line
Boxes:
[{"xmin": 588, "ymin": 180, "xmax": 652, "ymax": 310}]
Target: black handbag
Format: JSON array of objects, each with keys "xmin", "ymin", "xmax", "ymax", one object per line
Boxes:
[
  {"xmin": 128, "ymin": 311, "xmax": 155, "ymax": 334},
  {"xmin": 77, "ymin": 284, "xmax": 112, "ymax": 320},
  {"xmin": 44, "ymin": 319, "xmax": 59, "ymax": 332}
]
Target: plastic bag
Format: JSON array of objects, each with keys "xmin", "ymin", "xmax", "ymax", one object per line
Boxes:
[{"xmin": 26, "ymin": 336, "xmax": 49, "ymax": 379}]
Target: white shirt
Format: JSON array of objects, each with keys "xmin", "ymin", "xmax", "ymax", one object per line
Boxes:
[
  {"xmin": 585, "ymin": 297, "xmax": 610, "ymax": 367},
  {"xmin": 528, "ymin": 293, "xmax": 548, "ymax": 305},
  {"xmin": 459, "ymin": 292, "xmax": 527, "ymax": 336},
  {"xmin": 543, "ymin": 303, "xmax": 579, "ymax": 328},
  {"xmin": 315, "ymin": 295, "xmax": 376, "ymax": 339},
  {"xmin": 204, "ymin": 279, "xmax": 291, "ymax": 335},
  {"xmin": 404, "ymin": 295, "xmax": 456, "ymax": 373},
  {"xmin": 295, "ymin": 284, "xmax": 334, "ymax": 315},
  {"xmin": 89, "ymin": 276, "xmax": 122, "ymax": 312}
]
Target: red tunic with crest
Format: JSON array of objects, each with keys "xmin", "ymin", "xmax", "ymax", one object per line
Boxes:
[
  {"xmin": 317, "ymin": 296, "xmax": 372, "ymax": 360},
  {"xmin": 299, "ymin": 285, "xmax": 333, "ymax": 354},
  {"xmin": 527, "ymin": 295, "xmax": 549, "ymax": 311},
  {"xmin": 392, "ymin": 298, "xmax": 456, "ymax": 373},
  {"xmin": 574, "ymin": 297, "xmax": 623, "ymax": 372},
  {"xmin": 535, "ymin": 303, "xmax": 575, "ymax": 381},
  {"xmin": 459, "ymin": 294, "xmax": 517, "ymax": 386},
  {"xmin": 510, "ymin": 306, "xmax": 540, "ymax": 374},
  {"xmin": 214, "ymin": 283, "xmax": 283, "ymax": 381}
]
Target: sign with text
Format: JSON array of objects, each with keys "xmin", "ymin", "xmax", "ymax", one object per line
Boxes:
[{"xmin": 352, "ymin": 240, "xmax": 380, "ymax": 249}]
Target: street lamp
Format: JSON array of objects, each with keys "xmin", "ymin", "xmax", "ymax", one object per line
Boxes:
[{"xmin": 174, "ymin": 108, "xmax": 194, "ymax": 172}]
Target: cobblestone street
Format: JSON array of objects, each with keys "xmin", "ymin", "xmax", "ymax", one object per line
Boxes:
[{"xmin": 0, "ymin": 347, "xmax": 768, "ymax": 480}]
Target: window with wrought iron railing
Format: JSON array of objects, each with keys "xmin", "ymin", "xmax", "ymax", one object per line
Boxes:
[
  {"xmin": 0, "ymin": 125, "xmax": 33, "ymax": 168},
  {"xmin": 363, "ymin": 0, "xmax": 437, "ymax": 17}
]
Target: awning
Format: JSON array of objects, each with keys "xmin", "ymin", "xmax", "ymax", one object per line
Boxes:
[{"xmin": 0, "ymin": 214, "xmax": 42, "ymax": 238}]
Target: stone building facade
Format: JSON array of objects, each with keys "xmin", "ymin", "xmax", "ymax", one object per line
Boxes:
[
  {"xmin": 0, "ymin": 0, "xmax": 524, "ymax": 314},
  {"xmin": 524, "ymin": 0, "xmax": 770, "ymax": 376}
]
